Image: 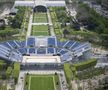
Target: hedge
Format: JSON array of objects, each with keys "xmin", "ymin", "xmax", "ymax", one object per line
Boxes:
[
  {"xmin": 64, "ymin": 63, "xmax": 72, "ymax": 83},
  {"xmin": 73, "ymin": 58, "xmax": 97, "ymax": 71},
  {"xmin": 0, "ymin": 60, "xmax": 6, "ymax": 70},
  {"xmin": 13, "ymin": 62, "xmax": 20, "ymax": 84},
  {"xmin": 6, "ymin": 66, "xmax": 12, "ymax": 79}
]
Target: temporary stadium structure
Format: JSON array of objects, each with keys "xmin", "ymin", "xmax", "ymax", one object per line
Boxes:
[{"xmin": 0, "ymin": 36, "xmax": 91, "ymax": 64}]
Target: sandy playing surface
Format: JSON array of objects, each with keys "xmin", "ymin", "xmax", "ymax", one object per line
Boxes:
[{"xmin": 22, "ymin": 55, "xmax": 61, "ymax": 63}]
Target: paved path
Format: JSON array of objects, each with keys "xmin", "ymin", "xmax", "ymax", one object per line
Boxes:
[
  {"xmin": 15, "ymin": 70, "xmax": 68, "ymax": 90},
  {"xmin": 71, "ymin": 80, "xmax": 78, "ymax": 90},
  {"xmin": 15, "ymin": 72, "xmax": 25, "ymax": 90},
  {"xmin": 26, "ymin": 12, "xmax": 33, "ymax": 37},
  {"xmin": 47, "ymin": 9, "xmax": 55, "ymax": 36},
  {"xmin": 32, "ymin": 23, "xmax": 49, "ymax": 25}
]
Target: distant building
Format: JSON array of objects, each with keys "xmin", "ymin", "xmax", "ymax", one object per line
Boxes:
[{"xmin": 101, "ymin": 0, "xmax": 108, "ymax": 9}]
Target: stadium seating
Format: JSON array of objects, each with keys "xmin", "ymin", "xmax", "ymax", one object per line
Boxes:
[
  {"xmin": 37, "ymin": 48, "xmax": 46, "ymax": 54},
  {"xmin": 27, "ymin": 37, "xmax": 35, "ymax": 47},
  {"xmin": 47, "ymin": 47, "xmax": 55, "ymax": 54},
  {"xmin": 29, "ymin": 48, "xmax": 35, "ymax": 54},
  {"xmin": 0, "ymin": 36, "xmax": 91, "ymax": 63},
  {"xmin": 48, "ymin": 37, "xmax": 56, "ymax": 47}
]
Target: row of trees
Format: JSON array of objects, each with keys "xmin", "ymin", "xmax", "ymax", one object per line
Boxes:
[
  {"xmin": 8, "ymin": 7, "xmax": 26, "ymax": 29},
  {"xmin": 49, "ymin": 7, "xmax": 63, "ymax": 39}
]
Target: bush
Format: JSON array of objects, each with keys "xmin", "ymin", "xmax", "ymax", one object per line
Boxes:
[
  {"xmin": 1, "ymin": 84, "xmax": 7, "ymax": 90},
  {"xmin": 0, "ymin": 60, "xmax": 6, "ymax": 70},
  {"xmin": 6, "ymin": 66, "xmax": 12, "ymax": 79},
  {"xmin": 73, "ymin": 58, "xmax": 97, "ymax": 71},
  {"xmin": 64, "ymin": 63, "xmax": 72, "ymax": 83},
  {"xmin": 13, "ymin": 62, "xmax": 20, "ymax": 84}
]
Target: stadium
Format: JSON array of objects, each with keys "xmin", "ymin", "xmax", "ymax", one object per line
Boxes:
[
  {"xmin": 0, "ymin": 0, "xmax": 95, "ymax": 90},
  {"xmin": 0, "ymin": 0, "xmax": 92, "ymax": 68},
  {"xmin": 0, "ymin": 36, "xmax": 91, "ymax": 67},
  {"xmin": 0, "ymin": 0, "xmax": 108, "ymax": 90}
]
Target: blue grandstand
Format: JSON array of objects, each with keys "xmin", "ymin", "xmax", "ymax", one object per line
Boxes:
[{"xmin": 0, "ymin": 36, "xmax": 91, "ymax": 63}]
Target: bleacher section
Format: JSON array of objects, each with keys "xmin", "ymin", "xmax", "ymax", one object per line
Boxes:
[{"xmin": 0, "ymin": 36, "xmax": 91, "ymax": 63}]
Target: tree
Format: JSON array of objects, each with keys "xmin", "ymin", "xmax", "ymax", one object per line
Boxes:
[
  {"xmin": 0, "ymin": 19, "xmax": 5, "ymax": 30},
  {"xmin": 6, "ymin": 66, "xmax": 12, "ymax": 79},
  {"xmin": 63, "ymin": 29, "xmax": 70, "ymax": 38}
]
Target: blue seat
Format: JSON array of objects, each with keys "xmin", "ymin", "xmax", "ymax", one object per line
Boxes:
[
  {"xmin": 48, "ymin": 38, "xmax": 56, "ymax": 46},
  {"xmin": 14, "ymin": 41, "xmax": 22, "ymax": 47},
  {"xmin": 8, "ymin": 41, "xmax": 18, "ymax": 48},
  {"xmin": 64, "ymin": 41, "xmax": 75, "ymax": 48},
  {"xmin": 57, "ymin": 41, "xmax": 62, "ymax": 47},
  {"xmin": 29, "ymin": 48, "xmax": 35, "ymax": 54},
  {"xmin": 1, "ymin": 42, "xmax": 12, "ymax": 49},
  {"xmin": 47, "ymin": 47, "xmax": 54, "ymax": 54},
  {"xmin": 18, "ymin": 48, "xmax": 27, "ymax": 55},
  {"xmin": 56, "ymin": 48, "xmax": 62, "ymax": 53},
  {"xmin": 71, "ymin": 42, "xmax": 80, "ymax": 50},
  {"xmin": 27, "ymin": 38, "xmax": 35, "ymax": 47},
  {"xmin": 59, "ymin": 49, "xmax": 68, "ymax": 55},
  {"xmin": 37, "ymin": 48, "xmax": 46, "ymax": 54},
  {"xmin": 21, "ymin": 41, "xmax": 26, "ymax": 47}
]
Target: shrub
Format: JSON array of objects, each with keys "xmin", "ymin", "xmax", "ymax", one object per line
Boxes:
[
  {"xmin": 73, "ymin": 58, "xmax": 97, "ymax": 71},
  {"xmin": 13, "ymin": 62, "xmax": 20, "ymax": 84}
]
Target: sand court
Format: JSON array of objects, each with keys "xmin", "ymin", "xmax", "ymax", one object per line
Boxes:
[{"xmin": 22, "ymin": 55, "xmax": 61, "ymax": 63}]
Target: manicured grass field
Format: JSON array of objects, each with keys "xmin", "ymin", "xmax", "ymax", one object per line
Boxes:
[
  {"xmin": 32, "ymin": 25, "xmax": 48, "ymax": 31},
  {"xmin": 33, "ymin": 13, "xmax": 48, "ymax": 23},
  {"xmin": 28, "ymin": 76, "xmax": 55, "ymax": 90},
  {"xmin": 32, "ymin": 31, "xmax": 49, "ymax": 36},
  {"xmin": 31, "ymin": 25, "xmax": 49, "ymax": 36}
]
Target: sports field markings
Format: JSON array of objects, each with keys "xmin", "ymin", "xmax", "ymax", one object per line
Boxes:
[{"xmin": 28, "ymin": 75, "xmax": 56, "ymax": 90}]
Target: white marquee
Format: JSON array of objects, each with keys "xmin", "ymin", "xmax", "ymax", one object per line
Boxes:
[{"xmin": 14, "ymin": 1, "xmax": 66, "ymax": 7}]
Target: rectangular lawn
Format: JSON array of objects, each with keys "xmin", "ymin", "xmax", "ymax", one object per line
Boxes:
[
  {"xmin": 32, "ymin": 25, "xmax": 49, "ymax": 36},
  {"xmin": 29, "ymin": 76, "xmax": 55, "ymax": 90},
  {"xmin": 32, "ymin": 31, "xmax": 49, "ymax": 36},
  {"xmin": 33, "ymin": 13, "xmax": 48, "ymax": 23},
  {"xmin": 32, "ymin": 25, "xmax": 48, "ymax": 31}
]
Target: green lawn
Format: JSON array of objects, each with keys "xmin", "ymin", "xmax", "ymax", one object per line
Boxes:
[
  {"xmin": 33, "ymin": 13, "xmax": 48, "ymax": 23},
  {"xmin": 32, "ymin": 31, "xmax": 49, "ymax": 36},
  {"xmin": 32, "ymin": 25, "xmax": 48, "ymax": 31},
  {"xmin": 29, "ymin": 76, "xmax": 55, "ymax": 90},
  {"xmin": 34, "ymin": 13, "xmax": 47, "ymax": 18},
  {"xmin": 32, "ymin": 25, "xmax": 49, "ymax": 36}
]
